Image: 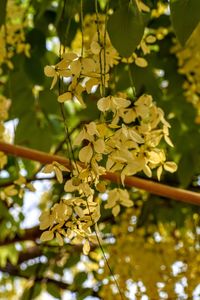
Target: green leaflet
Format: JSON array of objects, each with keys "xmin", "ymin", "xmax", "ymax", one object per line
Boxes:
[
  {"xmin": 177, "ymin": 155, "xmax": 196, "ymax": 187},
  {"xmin": 46, "ymin": 282, "xmax": 61, "ymax": 299},
  {"xmin": 20, "ymin": 284, "xmax": 42, "ymax": 300},
  {"xmin": 35, "ymin": 0, "xmax": 53, "ymax": 20},
  {"xmin": 15, "ymin": 112, "xmax": 55, "ymax": 152},
  {"xmin": 107, "ymin": 1, "xmax": 144, "ymax": 57},
  {"xmin": 74, "ymin": 272, "xmax": 87, "ymax": 286},
  {"xmin": 0, "ymin": 0, "xmax": 7, "ymax": 28},
  {"xmin": 170, "ymin": 0, "xmax": 200, "ymax": 45}
]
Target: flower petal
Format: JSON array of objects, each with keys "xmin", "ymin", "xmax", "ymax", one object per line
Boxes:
[
  {"xmin": 164, "ymin": 161, "xmax": 177, "ymax": 173},
  {"xmin": 79, "ymin": 144, "xmax": 93, "ymax": 163},
  {"xmin": 40, "ymin": 230, "xmax": 54, "ymax": 242},
  {"xmin": 58, "ymin": 92, "xmax": 72, "ymax": 103}
]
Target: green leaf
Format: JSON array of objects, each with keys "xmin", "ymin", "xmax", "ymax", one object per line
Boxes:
[
  {"xmin": 20, "ymin": 289, "xmax": 31, "ymax": 300},
  {"xmin": 21, "ymin": 159, "xmax": 38, "ymax": 178},
  {"xmin": 0, "ymin": 0, "xmax": 7, "ymax": 28},
  {"xmin": 177, "ymin": 155, "xmax": 196, "ymax": 187},
  {"xmin": 39, "ymin": 90, "xmax": 59, "ymax": 115},
  {"xmin": 4, "ymin": 55, "xmax": 35, "ymax": 118},
  {"xmin": 74, "ymin": 272, "xmax": 87, "ymax": 286},
  {"xmin": 0, "ymin": 245, "xmax": 18, "ymax": 267},
  {"xmin": 131, "ymin": 62, "xmax": 162, "ymax": 99},
  {"xmin": 24, "ymin": 54, "xmax": 45, "ymax": 85},
  {"xmin": 65, "ymin": 253, "xmax": 80, "ymax": 268},
  {"xmin": 170, "ymin": 0, "xmax": 200, "ymax": 45},
  {"xmin": 77, "ymin": 288, "xmax": 93, "ymax": 300},
  {"xmin": 36, "ymin": 0, "xmax": 53, "ymax": 19},
  {"xmin": 107, "ymin": 1, "xmax": 144, "ymax": 57},
  {"xmin": 20, "ymin": 284, "xmax": 41, "ymax": 300},
  {"xmin": 26, "ymin": 28, "xmax": 46, "ymax": 55},
  {"xmin": 15, "ymin": 112, "xmax": 55, "ymax": 151},
  {"xmin": 46, "ymin": 282, "xmax": 61, "ymax": 299}
]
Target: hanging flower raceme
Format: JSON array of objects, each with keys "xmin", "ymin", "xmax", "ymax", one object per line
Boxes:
[
  {"xmin": 0, "ymin": 0, "xmax": 30, "ymax": 69},
  {"xmin": 39, "ymin": 92, "xmax": 177, "ymax": 248},
  {"xmin": 44, "ymin": 51, "xmax": 109, "ymax": 107},
  {"xmin": 171, "ymin": 24, "xmax": 200, "ymax": 121},
  {"xmin": 39, "ymin": 195, "xmax": 100, "ymax": 253},
  {"xmin": 97, "ymin": 94, "xmax": 177, "ymax": 183},
  {"xmin": 0, "ymin": 95, "xmax": 11, "ymax": 169},
  {"xmin": 41, "ymin": 9, "xmax": 177, "ymax": 254}
]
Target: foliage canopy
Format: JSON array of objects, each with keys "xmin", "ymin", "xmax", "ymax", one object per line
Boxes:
[{"xmin": 0, "ymin": 0, "xmax": 200, "ymax": 299}]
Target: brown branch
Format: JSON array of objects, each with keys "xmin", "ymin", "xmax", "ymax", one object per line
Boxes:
[
  {"xmin": 0, "ymin": 262, "xmax": 99, "ymax": 295},
  {"xmin": 0, "ymin": 246, "xmax": 98, "ymax": 295},
  {"xmin": 17, "ymin": 246, "xmax": 42, "ymax": 263},
  {"xmin": 0, "ymin": 226, "xmax": 41, "ymax": 246},
  {"xmin": 0, "ymin": 263, "xmax": 71, "ymax": 289},
  {"xmin": 0, "ymin": 141, "xmax": 200, "ymax": 205}
]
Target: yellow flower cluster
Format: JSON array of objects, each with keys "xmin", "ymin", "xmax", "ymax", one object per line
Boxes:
[
  {"xmin": 97, "ymin": 94, "xmax": 177, "ymax": 183},
  {"xmin": 0, "ymin": 0, "xmax": 30, "ymax": 69},
  {"xmin": 172, "ymin": 24, "xmax": 200, "ymax": 120},
  {"xmin": 99, "ymin": 208, "xmax": 200, "ymax": 299},
  {"xmin": 44, "ymin": 51, "xmax": 107, "ymax": 107},
  {"xmin": 40, "ymin": 197, "xmax": 99, "ymax": 254},
  {"xmin": 40, "ymin": 92, "xmax": 177, "ymax": 250},
  {"xmin": 0, "ymin": 96, "xmax": 34, "ymax": 203},
  {"xmin": 0, "ymin": 0, "xmax": 29, "ymax": 166},
  {"xmin": 72, "ymin": 14, "xmax": 119, "ymax": 67},
  {"xmin": 42, "ymin": 13, "xmax": 177, "ymax": 252},
  {"xmin": 0, "ymin": 95, "xmax": 10, "ymax": 169},
  {"xmin": 0, "ymin": 175, "xmax": 35, "ymax": 205},
  {"xmin": 105, "ymin": 188, "xmax": 133, "ymax": 217},
  {"xmin": 40, "ymin": 162, "xmax": 100, "ymax": 253},
  {"xmin": 45, "ymin": 13, "xmax": 158, "ymax": 103}
]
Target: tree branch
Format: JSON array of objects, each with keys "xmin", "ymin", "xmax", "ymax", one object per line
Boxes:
[
  {"xmin": 0, "ymin": 246, "xmax": 98, "ymax": 295},
  {"xmin": 0, "ymin": 226, "xmax": 41, "ymax": 246},
  {"xmin": 0, "ymin": 262, "xmax": 99, "ymax": 296},
  {"xmin": 0, "ymin": 263, "xmax": 71, "ymax": 290},
  {"xmin": 18, "ymin": 246, "xmax": 42, "ymax": 263},
  {"xmin": 0, "ymin": 141, "xmax": 200, "ymax": 205}
]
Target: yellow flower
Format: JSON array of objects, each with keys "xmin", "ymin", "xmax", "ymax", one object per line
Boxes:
[
  {"xmin": 44, "ymin": 65, "xmax": 58, "ymax": 90},
  {"xmin": 105, "ymin": 189, "xmax": 133, "ymax": 217},
  {"xmin": 43, "ymin": 161, "xmax": 70, "ymax": 184}
]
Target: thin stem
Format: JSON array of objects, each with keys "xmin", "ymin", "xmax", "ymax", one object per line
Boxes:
[
  {"xmin": 59, "ymin": 103, "xmax": 79, "ymax": 173},
  {"xmin": 54, "ymin": 124, "xmax": 80, "ymax": 154},
  {"xmin": 79, "ymin": 5, "xmax": 123, "ymax": 289},
  {"xmin": 58, "ymin": 0, "xmax": 79, "ymax": 173},
  {"xmin": 95, "ymin": 230, "xmax": 125, "ymax": 299},
  {"xmin": 60, "ymin": 0, "xmax": 67, "ymax": 49},
  {"xmin": 80, "ymin": 0, "xmax": 84, "ymax": 57},
  {"xmin": 102, "ymin": 3, "xmax": 108, "ymax": 97},
  {"xmin": 95, "ymin": 0, "xmax": 104, "ymax": 97},
  {"xmin": 84, "ymin": 186, "xmax": 125, "ymax": 300}
]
